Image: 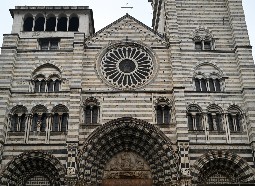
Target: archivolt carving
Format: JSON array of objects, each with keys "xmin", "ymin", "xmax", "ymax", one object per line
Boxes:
[
  {"xmin": 0, "ymin": 151, "xmax": 66, "ymax": 185},
  {"xmin": 78, "ymin": 117, "xmax": 178, "ymax": 185},
  {"xmin": 191, "ymin": 151, "xmax": 255, "ymax": 184}
]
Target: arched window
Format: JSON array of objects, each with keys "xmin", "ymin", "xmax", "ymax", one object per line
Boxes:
[
  {"xmin": 187, "ymin": 105, "xmax": 202, "ymax": 131},
  {"xmin": 52, "ymin": 105, "xmax": 69, "ymax": 132},
  {"xmin": 41, "ymin": 113, "xmax": 47, "ymax": 131},
  {"xmin": 9, "ymin": 106, "xmax": 28, "ymax": 132},
  {"xmin": 208, "ymin": 78, "xmax": 221, "ymax": 92},
  {"xmin": 54, "ymin": 79, "xmax": 60, "ymax": 92},
  {"xmin": 11, "ymin": 114, "xmax": 18, "ymax": 132},
  {"xmin": 155, "ymin": 97, "xmax": 171, "ymax": 124},
  {"xmin": 207, "ymin": 105, "xmax": 223, "ymax": 131},
  {"xmin": 40, "ymin": 80, "xmax": 46, "ymax": 92},
  {"xmin": 20, "ymin": 114, "xmax": 26, "ymax": 132},
  {"xmin": 34, "ymin": 15, "xmax": 45, "ymax": 31},
  {"xmin": 47, "ymin": 79, "xmax": 54, "ymax": 92},
  {"xmin": 57, "ymin": 15, "xmax": 67, "ymax": 31},
  {"xmin": 23, "ymin": 15, "xmax": 33, "ymax": 31},
  {"xmin": 61, "ymin": 113, "xmax": 68, "ymax": 131},
  {"xmin": 34, "ymin": 79, "xmax": 41, "ymax": 93},
  {"xmin": 69, "ymin": 15, "xmax": 79, "ymax": 31},
  {"xmin": 84, "ymin": 97, "xmax": 100, "ymax": 125},
  {"xmin": 195, "ymin": 78, "xmax": 207, "ymax": 91},
  {"xmin": 192, "ymin": 27, "xmax": 214, "ymax": 51},
  {"xmin": 46, "ymin": 16, "xmax": 56, "ymax": 31},
  {"xmin": 193, "ymin": 64, "xmax": 224, "ymax": 92},
  {"xmin": 31, "ymin": 105, "xmax": 48, "ymax": 132},
  {"xmin": 53, "ymin": 113, "xmax": 59, "ymax": 131},
  {"xmin": 227, "ymin": 106, "xmax": 242, "ymax": 132},
  {"xmin": 32, "ymin": 65, "xmax": 62, "ymax": 93}
]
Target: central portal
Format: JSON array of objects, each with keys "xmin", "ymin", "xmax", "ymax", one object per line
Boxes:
[{"xmin": 102, "ymin": 152, "xmax": 152, "ymax": 186}]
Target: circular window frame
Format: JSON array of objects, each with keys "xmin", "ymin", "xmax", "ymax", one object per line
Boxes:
[{"xmin": 96, "ymin": 42, "xmax": 158, "ymax": 90}]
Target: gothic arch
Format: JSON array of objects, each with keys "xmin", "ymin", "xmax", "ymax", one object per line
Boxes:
[
  {"xmin": 193, "ymin": 61, "xmax": 224, "ymax": 77},
  {"xmin": 0, "ymin": 151, "xmax": 66, "ymax": 185},
  {"xmin": 78, "ymin": 117, "xmax": 178, "ymax": 185},
  {"xmin": 187, "ymin": 104, "xmax": 202, "ymax": 113},
  {"xmin": 31, "ymin": 104, "xmax": 48, "ymax": 113},
  {"xmin": 191, "ymin": 151, "xmax": 255, "ymax": 184},
  {"xmin": 32, "ymin": 61, "xmax": 63, "ymax": 76},
  {"xmin": 10, "ymin": 105, "xmax": 28, "ymax": 115},
  {"xmin": 227, "ymin": 104, "xmax": 243, "ymax": 114},
  {"xmin": 207, "ymin": 104, "xmax": 223, "ymax": 113},
  {"xmin": 52, "ymin": 104, "xmax": 69, "ymax": 113}
]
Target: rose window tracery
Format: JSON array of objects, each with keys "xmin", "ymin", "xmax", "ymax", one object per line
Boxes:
[{"xmin": 100, "ymin": 46, "xmax": 155, "ymax": 90}]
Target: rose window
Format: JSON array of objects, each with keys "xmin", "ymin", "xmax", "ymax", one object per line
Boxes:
[{"xmin": 100, "ymin": 46, "xmax": 154, "ymax": 89}]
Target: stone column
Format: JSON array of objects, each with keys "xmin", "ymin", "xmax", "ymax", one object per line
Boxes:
[
  {"xmin": 178, "ymin": 142, "xmax": 192, "ymax": 186},
  {"xmin": 24, "ymin": 114, "xmax": 31, "ymax": 143},
  {"xmin": 223, "ymin": 113, "xmax": 231, "ymax": 143},
  {"xmin": 66, "ymin": 143, "xmax": 78, "ymax": 185},
  {"xmin": 203, "ymin": 113, "xmax": 210, "ymax": 142}
]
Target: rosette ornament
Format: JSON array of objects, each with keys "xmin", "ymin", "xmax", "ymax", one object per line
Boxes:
[{"xmin": 100, "ymin": 46, "xmax": 154, "ymax": 89}]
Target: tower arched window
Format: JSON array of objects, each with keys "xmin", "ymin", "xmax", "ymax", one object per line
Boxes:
[
  {"xmin": 155, "ymin": 97, "xmax": 171, "ymax": 124},
  {"xmin": 46, "ymin": 15, "xmax": 56, "ymax": 31},
  {"xmin": 34, "ymin": 15, "xmax": 45, "ymax": 31},
  {"xmin": 57, "ymin": 16, "xmax": 67, "ymax": 31},
  {"xmin": 187, "ymin": 105, "xmax": 202, "ymax": 131},
  {"xmin": 68, "ymin": 15, "xmax": 79, "ymax": 31},
  {"xmin": 23, "ymin": 15, "xmax": 33, "ymax": 31},
  {"xmin": 83, "ymin": 97, "xmax": 100, "ymax": 125}
]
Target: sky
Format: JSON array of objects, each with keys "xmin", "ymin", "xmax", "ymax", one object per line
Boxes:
[{"xmin": 0, "ymin": 0, "xmax": 254, "ymax": 59}]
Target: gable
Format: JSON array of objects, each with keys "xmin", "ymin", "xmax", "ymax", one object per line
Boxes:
[{"xmin": 85, "ymin": 14, "xmax": 168, "ymax": 48}]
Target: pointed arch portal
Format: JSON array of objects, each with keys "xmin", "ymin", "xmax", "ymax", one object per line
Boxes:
[{"xmin": 78, "ymin": 117, "xmax": 178, "ymax": 185}]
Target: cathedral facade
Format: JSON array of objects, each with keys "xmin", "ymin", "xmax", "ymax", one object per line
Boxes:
[{"xmin": 0, "ymin": 0, "xmax": 255, "ymax": 185}]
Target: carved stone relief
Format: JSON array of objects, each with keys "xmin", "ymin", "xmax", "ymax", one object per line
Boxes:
[{"xmin": 103, "ymin": 152, "xmax": 151, "ymax": 179}]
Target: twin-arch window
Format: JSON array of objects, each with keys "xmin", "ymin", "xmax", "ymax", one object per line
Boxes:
[
  {"xmin": 155, "ymin": 98, "xmax": 171, "ymax": 124},
  {"xmin": 83, "ymin": 97, "xmax": 100, "ymax": 124},
  {"xmin": 9, "ymin": 105, "xmax": 68, "ymax": 132},
  {"xmin": 34, "ymin": 78, "xmax": 61, "ymax": 93},
  {"xmin": 32, "ymin": 64, "xmax": 62, "ymax": 93},
  {"xmin": 194, "ymin": 78, "xmax": 221, "ymax": 92},
  {"xmin": 23, "ymin": 14, "xmax": 79, "ymax": 32},
  {"xmin": 192, "ymin": 27, "xmax": 214, "ymax": 51},
  {"xmin": 187, "ymin": 105, "xmax": 242, "ymax": 132}
]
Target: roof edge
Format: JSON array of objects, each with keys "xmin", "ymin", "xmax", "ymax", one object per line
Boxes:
[{"xmin": 90, "ymin": 13, "xmax": 165, "ymax": 40}]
